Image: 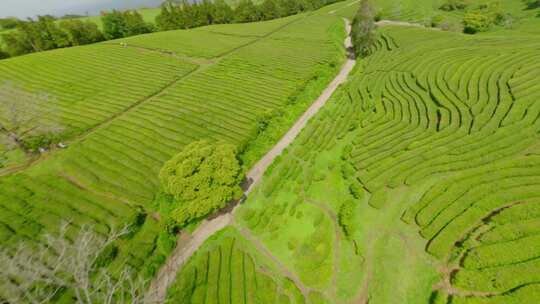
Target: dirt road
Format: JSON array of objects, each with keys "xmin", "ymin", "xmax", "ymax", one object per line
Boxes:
[{"xmin": 146, "ymin": 18, "xmax": 357, "ymax": 303}]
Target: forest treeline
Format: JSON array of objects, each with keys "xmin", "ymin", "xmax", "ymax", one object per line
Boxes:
[{"xmin": 0, "ymin": 0, "xmax": 343, "ymax": 59}]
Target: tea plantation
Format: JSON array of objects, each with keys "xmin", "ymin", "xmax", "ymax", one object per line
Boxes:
[
  {"xmin": 0, "ymin": 1, "xmax": 350, "ymax": 296},
  {"xmin": 167, "ymin": 1, "xmax": 540, "ymax": 303},
  {"xmin": 2, "ymin": 0, "xmax": 540, "ymax": 302}
]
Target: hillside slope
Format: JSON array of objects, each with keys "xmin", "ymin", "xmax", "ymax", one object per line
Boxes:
[
  {"xmin": 0, "ymin": 2, "xmax": 351, "ymax": 294},
  {"xmin": 167, "ymin": 2, "xmax": 540, "ymax": 303}
]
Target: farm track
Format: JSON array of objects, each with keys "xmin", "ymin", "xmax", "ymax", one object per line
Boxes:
[{"xmin": 146, "ymin": 18, "xmax": 356, "ymax": 303}]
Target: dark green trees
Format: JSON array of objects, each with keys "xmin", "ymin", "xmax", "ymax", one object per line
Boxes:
[
  {"xmin": 59, "ymin": 20, "xmax": 104, "ymax": 45},
  {"xmin": 440, "ymin": 0, "xmax": 470, "ymax": 11},
  {"xmin": 351, "ymin": 0, "xmax": 377, "ymax": 57},
  {"xmin": 159, "ymin": 140, "xmax": 244, "ymax": 229},
  {"xmin": 213, "ymin": 0, "xmax": 235, "ymax": 24},
  {"xmin": 101, "ymin": 10, "xmax": 153, "ymax": 40},
  {"xmin": 155, "ymin": 0, "xmax": 344, "ymax": 31},
  {"xmin": 234, "ymin": 0, "xmax": 261, "ymax": 23},
  {"xmin": 0, "ymin": 17, "xmax": 20, "ymax": 30},
  {"xmin": 2, "ymin": 16, "xmax": 69, "ymax": 56}
]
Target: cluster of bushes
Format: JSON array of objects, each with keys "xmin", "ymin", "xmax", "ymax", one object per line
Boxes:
[
  {"xmin": 526, "ymin": 0, "xmax": 540, "ymax": 9},
  {"xmin": 435, "ymin": 0, "xmax": 513, "ymax": 34},
  {"xmin": 156, "ymin": 0, "xmax": 343, "ymax": 30},
  {"xmin": 440, "ymin": 0, "xmax": 470, "ymax": 11},
  {"xmin": 0, "ymin": 10, "xmax": 152, "ymax": 58},
  {"xmin": 462, "ymin": 2, "xmax": 509, "ymax": 34}
]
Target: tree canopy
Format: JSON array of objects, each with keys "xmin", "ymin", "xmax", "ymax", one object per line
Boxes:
[
  {"xmin": 101, "ymin": 10, "xmax": 154, "ymax": 40},
  {"xmin": 351, "ymin": 0, "xmax": 377, "ymax": 57},
  {"xmin": 59, "ymin": 19, "xmax": 104, "ymax": 46},
  {"xmin": 159, "ymin": 140, "xmax": 244, "ymax": 229}
]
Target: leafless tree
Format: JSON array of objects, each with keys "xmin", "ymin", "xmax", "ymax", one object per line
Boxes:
[
  {"xmin": 0, "ymin": 81, "xmax": 63, "ymax": 146},
  {"xmin": 0, "ymin": 223, "xmax": 149, "ymax": 304}
]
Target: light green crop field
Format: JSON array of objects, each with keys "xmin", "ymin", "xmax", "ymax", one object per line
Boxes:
[
  {"xmin": 0, "ymin": 1, "xmax": 350, "ymax": 297},
  {"xmin": 167, "ymin": 1, "xmax": 540, "ymax": 303}
]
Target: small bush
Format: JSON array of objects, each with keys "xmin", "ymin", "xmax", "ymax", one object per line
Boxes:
[
  {"xmin": 440, "ymin": 0, "xmax": 470, "ymax": 11},
  {"xmin": 338, "ymin": 200, "xmax": 356, "ymax": 238},
  {"xmin": 349, "ymin": 180, "xmax": 365, "ymax": 200},
  {"xmin": 157, "ymin": 231, "xmax": 176, "ymax": 255},
  {"xmin": 463, "ymin": 11, "xmax": 492, "ymax": 33}
]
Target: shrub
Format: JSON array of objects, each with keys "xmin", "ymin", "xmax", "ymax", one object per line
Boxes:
[
  {"xmin": 338, "ymin": 200, "xmax": 356, "ymax": 238},
  {"xmin": 463, "ymin": 11, "xmax": 492, "ymax": 33},
  {"xmin": 349, "ymin": 180, "xmax": 365, "ymax": 199},
  {"xmin": 440, "ymin": 0, "xmax": 470, "ymax": 11},
  {"xmin": 341, "ymin": 162, "xmax": 356, "ymax": 180},
  {"xmin": 157, "ymin": 231, "xmax": 176, "ymax": 255}
]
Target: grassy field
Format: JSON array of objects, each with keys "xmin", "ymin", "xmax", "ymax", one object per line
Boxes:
[
  {"xmin": 167, "ymin": 1, "xmax": 540, "ymax": 303},
  {"xmin": 0, "ymin": 1, "xmax": 351, "ymax": 298}
]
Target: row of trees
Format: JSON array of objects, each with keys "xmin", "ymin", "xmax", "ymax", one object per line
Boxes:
[
  {"xmin": 351, "ymin": 0, "xmax": 377, "ymax": 57},
  {"xmin": 156, "ymin": 0, "xmax": 343, "ymax": 30},
  {"xmin": 0, "ymin": 10, "xmax": 152, "ymax": 58},
  {"xmin": 1, "ymin": 0, "xmax": 345, "ymax": 59}
]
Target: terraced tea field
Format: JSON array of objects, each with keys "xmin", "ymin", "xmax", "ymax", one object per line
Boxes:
[
  {"xmin": 167, "ymin": 2, "xmax": 540, "ymax": 303},
  {"xmin": 345, "ymin": 23, "xmax": 540, "ymax": 303},
  {"xmin": 2, "ymin": 0, "xmax": 540, "ymax": 302},
  {"xmin": 0, "ymin": 1, "xmax": 351, "ymax": 294}
]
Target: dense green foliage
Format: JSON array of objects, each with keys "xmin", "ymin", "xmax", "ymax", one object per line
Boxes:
[
  {"xmin": 59, "ymin": 19, "xmax": 104, "ymax": 45},
  {"xmin": 101, "ymin": 10, "xmax": 154, "ymax": 40},
  {"xmin": 0, "ymin": 18, "xmax": 19, "ymax": 30},
  {"xmin": 2, "ymin": 16, "xmax": 70, "ymax": 56},
  {"xmin": 351, "ymin": 0, "xmax": 377, "ymax": 57},
  {"xmin": 0, "ymin": 10, "xmax": 152, "ymax": 57},
  {"xmin": 440, "ymin": 0, "xmax": 470, "ymax": 11},
  {"xmin": 159, "ymin": 140, "xmax": 244, "ymax": 228},
  {"xmin": 156, "ymin": 0, "xmax": 345, "ymax": 30}
]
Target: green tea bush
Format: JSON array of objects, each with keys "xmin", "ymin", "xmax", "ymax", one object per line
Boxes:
[{"xmin": 338, "ymin": 200, "xmax": 356, "ymax": 238}]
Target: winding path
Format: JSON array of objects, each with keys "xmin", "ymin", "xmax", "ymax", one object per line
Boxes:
[{"xmin": 146, "ymin": 18, "xmax": 356, "ymax": 303}]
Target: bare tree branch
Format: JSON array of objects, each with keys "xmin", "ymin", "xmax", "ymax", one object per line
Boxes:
[{"xmin": 0, "ymin": 222, "xmax": 148, "ymax": 304}]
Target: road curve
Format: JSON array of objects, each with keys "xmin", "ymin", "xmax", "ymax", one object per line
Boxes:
[{"xmin": 146, "ymin": 18, "xmax": 356, "ymax": 303}]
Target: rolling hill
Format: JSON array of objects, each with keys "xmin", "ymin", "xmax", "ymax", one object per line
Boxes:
[
  {"xmin": 1, "ymin": 0, "xmax": 540, "ymax": 303},
  {"xmin": 0, "ymin": 1, "xmax": 350, "ymax": 299}
]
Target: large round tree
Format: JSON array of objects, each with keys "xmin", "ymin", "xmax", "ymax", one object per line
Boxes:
[{"xmin": 159, "ymin": 140, "xmax": 244, "ymax": 227}]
